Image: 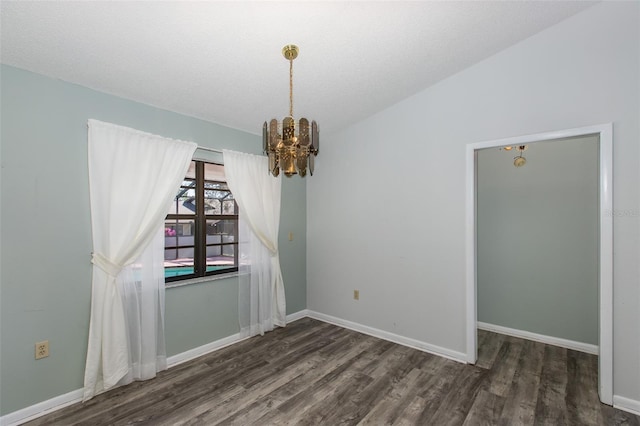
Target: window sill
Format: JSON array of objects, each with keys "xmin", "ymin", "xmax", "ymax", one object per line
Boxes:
[{"xmin": 166, "ymin": 271, "xmax": 247, "ymax": 289}]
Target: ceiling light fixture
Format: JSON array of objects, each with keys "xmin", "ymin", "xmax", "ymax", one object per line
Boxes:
[
  {"xmin": 263, "ymin": 45, "xmax": 319, "ymax": 177},
  {"xmin": 513, "ymin": 145, "xmax": 528, "ymax": 167}
]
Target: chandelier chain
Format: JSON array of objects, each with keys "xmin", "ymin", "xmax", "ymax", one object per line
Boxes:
[{"xmin": 289, "ymin": 58, "xmax": 294, "ymax": 118}]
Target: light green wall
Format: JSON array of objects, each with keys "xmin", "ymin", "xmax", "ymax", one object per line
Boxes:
[
  {"xmin": 0, "ymin": 65, "xmax": 306, "ymax": 415},
  {"xmin": 477, "ymin": 135, "xmax": 599, "ymax": 344}
]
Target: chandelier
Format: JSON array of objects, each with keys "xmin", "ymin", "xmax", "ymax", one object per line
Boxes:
[{"xmin": 263, "ymin": 45, "xmax": 319, "ymax": 177}]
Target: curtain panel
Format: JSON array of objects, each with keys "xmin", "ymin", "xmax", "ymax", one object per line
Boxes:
[
  {"xmin": 84, "ymin": 120, "xmax": 196, "ymax": 400},
  {"xmin": 222, "ymin": 149, "xmax": 286, "ymax": 336}
]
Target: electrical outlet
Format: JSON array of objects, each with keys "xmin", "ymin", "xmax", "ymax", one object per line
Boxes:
[
  {"xmin": 288, "ymin": 232, "xmax": 294, "ymax": 241},
  {"xmin": 35, "ymin": 341, "xmax": 49, "ymax": 359},
  {"xmin": 353, "ymin": 290, "xmax": 359, "ymax": 300}
]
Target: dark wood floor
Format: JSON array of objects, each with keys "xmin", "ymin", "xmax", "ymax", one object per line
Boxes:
[{"xmin": 27, "ymin": 318, "xmax": 639, "ymax": 425}]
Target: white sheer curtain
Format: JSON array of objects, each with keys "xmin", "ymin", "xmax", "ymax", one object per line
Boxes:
[
  {"xmin": 223, "ymin": 149, "xmax": 286, "ymax": 337},
  {"xmin": 84, "ymin": 120, "xmax": 196, "ymax": 401}
]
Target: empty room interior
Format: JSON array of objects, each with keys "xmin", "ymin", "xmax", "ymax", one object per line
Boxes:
[{"xmin": 1, "ymin": 1, "xmax": 639, "ymax": 425}]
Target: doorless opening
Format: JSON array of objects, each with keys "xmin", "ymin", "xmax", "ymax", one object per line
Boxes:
[{"xmin": 465, "ymin": 124, "xmax": 613, "ymax": 404}]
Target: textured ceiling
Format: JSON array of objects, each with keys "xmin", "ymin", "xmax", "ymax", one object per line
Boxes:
[{"xmin": 1, "ymin": 1, "xmax": 595, "ymax": 135}]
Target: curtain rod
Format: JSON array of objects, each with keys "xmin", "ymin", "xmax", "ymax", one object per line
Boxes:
[{"xmin": 196, "ymin": 146, "xmax": 223, "ymax": 154}]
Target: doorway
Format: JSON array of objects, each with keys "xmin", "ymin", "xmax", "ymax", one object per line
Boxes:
[{"xmin": 465, "ymin": 124, "xmax": 613, "ymax": 404}]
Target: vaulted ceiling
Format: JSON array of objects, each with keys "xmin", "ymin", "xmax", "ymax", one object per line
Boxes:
[{"xmin": 1, "ymin": 1, "xmax": 595, "ymax": 134}]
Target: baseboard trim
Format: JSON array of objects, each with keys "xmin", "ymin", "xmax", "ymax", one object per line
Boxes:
[
  {"xmin": 307, "ymin": 310, "xmax": 467, "ymax": 363},
  {"xmin": 0, "ymin": 309, "xmax": 310, "ymax": 426},
  {"xmin": 286, "ymin": 309, "xmax": 310, "ymax": 323},
  {"xmin": 477, "ymin": 322, "xmax": 598, "ymax": 355},
  {"xmin": 0, "ymin": 388, "xmax": 84, "ymax": 426},
  {"xmin": 166, "ymin": 332, "xmax": 246, "ymax": 367},
  {"xmin": 613, "ymin": 395, "xmax": 640, "ymax": 416}
]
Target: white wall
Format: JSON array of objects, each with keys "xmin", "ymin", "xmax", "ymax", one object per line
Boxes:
[{"xmin": 307, "ymin": 2, "xmax": 639, "ymax": 402}]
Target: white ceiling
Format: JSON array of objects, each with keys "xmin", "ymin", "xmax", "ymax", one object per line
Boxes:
[{"xmin": 1, "ymin": 1, "xmax": 595, "ymax": 135}]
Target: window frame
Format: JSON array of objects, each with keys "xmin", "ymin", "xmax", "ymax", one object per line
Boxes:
[{"xmin": 165, "ymin": 160, "xmax": 239, "ymax": 284}]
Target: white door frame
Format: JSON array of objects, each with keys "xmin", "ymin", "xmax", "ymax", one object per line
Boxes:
[{"xmin": 465, "ymin": 123, "xmax": 613, "ymax": 405}]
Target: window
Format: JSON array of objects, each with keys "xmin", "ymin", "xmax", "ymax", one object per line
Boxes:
[{"xmin": 164, "ymin": 160, "xmax": 238, "ymax": 282}]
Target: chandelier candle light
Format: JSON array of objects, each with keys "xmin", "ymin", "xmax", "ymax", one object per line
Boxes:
[{"xmin": 263, "ymin": 45, "xmax": 319, "ymax": 177}]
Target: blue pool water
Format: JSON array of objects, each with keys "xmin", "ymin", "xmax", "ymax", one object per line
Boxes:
[{"xmin": 165, "ymin": 265, "xmax": 230, "ymax": 278}]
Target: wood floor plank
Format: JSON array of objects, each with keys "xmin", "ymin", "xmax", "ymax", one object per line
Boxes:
[
  {"xmin": 601, "ymin": 404, "xmax": 640, "ymax": 426},
  {"xmin": 288, "ymin": 371, "xmax": 374, "ymax": 426},
  {"xmin": 270, "ymin": 345, "xmax": 383, "ymax": 420},
  {"xmin": 312, "ymin": 346, "xmax": 429, "ymax": 425},
  {"xmin": 89, "ymin": 356, "xmax": 270, "ymax": 425},
  {"xmin": 533, "ymin": 344, "xmax": 569, "ymax": 425},
  {"xmin": 565, "ymin": 350, "xmax": 605, "ymax": 425},
  {"xmin": 357, "ymin": 368, "xmax": 430, "ymax": 425},
  {"xmin": 24, "ymin": 320, "xmax": 639, "ymax": 426},
  {"xmin": 476, "ymin": 329, "xmax": 505, "ymax": 369},
  {"xmin": 412, "ymin": 361, "xmax": 467, "ymax": 422},
  {"xmin": 426, "ymin": 365, "xmax": 488, "ymax": 426},
  {"xmin": 417, "ymin": 351, "xmax": 449, "ymax": 375},
  {"xmin": 485, "ymin": 336, "xmax": 524, "ymax": 397},
  {"xmin": 382, "ymin": 359, "xmax": 464, "ymax": 425},
  {"xmin": 25, "ymin": 361, "xmax": 214, "ymax": 425},
  {"xmin": 158, "ymin": 356, "xmax": 326, "ymax": 425},
  {"xmin": 392, "ymin": 395, "xmax": 429, "ymax": 426},
  {"xmin": 497, "ymin": 338, "xmax": 545, "ymax": 425},
  {"xmin": 462, "ymin": 389, "xmax": 505, "ymax": 426},
  {"xmin": 197, "ymin": 332, "xmax": 381, "ymax": 425}
]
